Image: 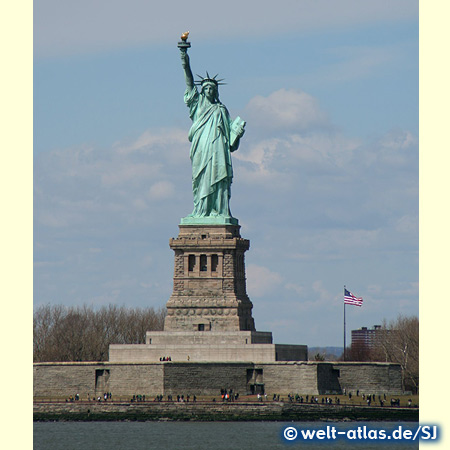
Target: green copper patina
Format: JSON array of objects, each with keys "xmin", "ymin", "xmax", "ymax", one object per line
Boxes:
[{"xmin": 178, "ymin": 34, "xmax": 245, "ymax": 225}]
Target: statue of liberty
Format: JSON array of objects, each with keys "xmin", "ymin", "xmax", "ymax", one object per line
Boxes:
[{"xmin": 178, "ymin": 33, "xmax": 245, "ymax": 225}]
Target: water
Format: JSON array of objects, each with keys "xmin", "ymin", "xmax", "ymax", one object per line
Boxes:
[{"xmin": 34, "ymin": 421, "xmax": 419, "ymax": 449}]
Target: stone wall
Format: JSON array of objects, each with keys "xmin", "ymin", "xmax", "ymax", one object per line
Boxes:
[
  {"xmin": 34, "ymin": 361, "xmax": 403, "ymax": 398},
  {"xmin": 275, "ymin": 344, "xmax": 308, "ymax": 361},
  {"xmin": 34, "ymin": 362, "xmax": 164, "ymax": 398},
  {"xmin": 317, "ymin": 364, "xmax": 342, "ymax": 394},
  {"xmin": 34, "ymin": 401, "xmax": 419, "ymax": 422},
  {"xmin": 260, "ymin": 363, "xmax": 319, "ymax": 394},
  {"xmin": 34, "ymin": 363, "xmax": 99, "ymax": 398},
  {"xmin": 108, "ymin": 364, "xmax": 164, "ymax": 396},
  {"xmin": 164, "ymin": 362, "xmax": 250, "ymax": 395},
  {"xmin": 334, "ymin": 362, "xmax": 403, "ymax": 395},
  {"xmin": 109, "ymin": 343, "xmax": 303, "ymax": 363},
  {"xmin": 145, "ymin": 330, "xmax": 273, "ymax": 346}
]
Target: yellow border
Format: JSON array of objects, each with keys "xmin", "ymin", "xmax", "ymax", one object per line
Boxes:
[
  {"xmin": 420, "ymin": 0, "xmax": 449, "ymax": 446},
  {"xmin": 0, "ymin": 0, "xmax": 33, "ymax": 448}
]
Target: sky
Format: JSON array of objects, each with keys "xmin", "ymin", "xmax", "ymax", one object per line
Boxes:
[{"xmin": 34, "ymin": 0, "xmax": 419, "ymax": 347}]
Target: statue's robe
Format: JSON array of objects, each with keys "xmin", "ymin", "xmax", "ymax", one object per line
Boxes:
[{"xmin": 184, "ymin": 86, "xmax": 234, "ymax": 217}]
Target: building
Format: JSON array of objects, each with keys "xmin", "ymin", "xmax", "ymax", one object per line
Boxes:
[{"xmin": 351, "ymin": 325, "xmax": 386, "ymax": 351}]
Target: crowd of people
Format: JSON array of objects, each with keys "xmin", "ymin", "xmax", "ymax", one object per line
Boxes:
[
  {"xmin": 66, "ymin": 392, "xmax": 113, "ymax": 402},
  {"xmin": 131, "ymin": 394, "xmax": 199, "ymax": 402},
  {"xmin": 62, "ymin": 389, "xmax": 414, "ymax": 408},
  {"xmin": 220, "ymin": 388, "xmax": 239, "ymax": 402}
]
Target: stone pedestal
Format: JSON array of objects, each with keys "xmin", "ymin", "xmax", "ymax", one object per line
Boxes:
[
  {"xmin": 108, "ymin": 223, "xmax": 308, "ymax": 363},
  {"xmin": 164, "ymin": 224, "xmax": 256, "ymax": 332}
]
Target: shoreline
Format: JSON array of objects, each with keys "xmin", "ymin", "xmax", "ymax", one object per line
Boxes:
[{"xmin": 34, "ymin": 401, "xmax": 419, "ymax": 422}]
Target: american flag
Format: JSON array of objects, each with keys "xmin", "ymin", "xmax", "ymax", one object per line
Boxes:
[{"xmin": 344, "ymin": 288, "xmax": 363, "ymax": 307}]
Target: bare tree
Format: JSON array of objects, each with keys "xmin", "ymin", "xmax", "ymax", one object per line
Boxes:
[
  {"xmin": 338, "ymin": 315, "xmax": 419, "ymax": 393},
  {"xmin": 33, "ymin": 304, "xmax": 166, "ymax": 362},
  {"xmin": 376, "ymin": 315, "xmax": 419, "ymax": 393},
  {"xmin": 345, "ymin": 341, "xmax": 373, "ymax": 362}
]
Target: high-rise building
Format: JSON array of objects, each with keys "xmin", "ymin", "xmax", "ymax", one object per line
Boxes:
[{"xmin": 351, "ymin": 325, "xmax": 384, "ymax": 350}]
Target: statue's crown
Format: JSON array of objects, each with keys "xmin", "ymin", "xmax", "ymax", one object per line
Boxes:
[{"xmin": 195, "ymin": 71, "xmax": 226, "ymax": 87}]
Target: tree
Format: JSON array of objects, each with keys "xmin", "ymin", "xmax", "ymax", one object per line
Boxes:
[
  {"xmin": 345, "ymin": 341, "xmax": 373, "ymax": 362},
  {"xmin": 314, "ymin": 352, "xmax": 325, "ymax": 361},
  {"xmin": 338, "ymin": 314, "xmax": 419, "ymax": 393},
  {"xmin": 375, "ymin": 315, "xmax": 419, "ymax": 393},
  {"xmin": 33, "ymin": 304, "xmax": 166, "ymax": 362}
]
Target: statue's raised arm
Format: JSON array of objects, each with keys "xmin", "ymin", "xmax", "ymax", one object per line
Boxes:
[{"xmin": 178, "ymin": 32, "xmax": 194, "ymax": 90}]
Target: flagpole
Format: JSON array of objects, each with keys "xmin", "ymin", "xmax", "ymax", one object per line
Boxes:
[{"xmin": 343, "ymin": 285, "xmax": 346, "ymax": 361}]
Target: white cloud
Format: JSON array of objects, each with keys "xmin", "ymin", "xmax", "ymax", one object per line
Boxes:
[
  {"xmin": 37, "ymin": 210, "xmax": 72, "ymax": 228},
  {"xmin": 246, "ymin": 264, "xmax": 283, "ymax": 297},
  {"xmin": 234, "ymin": 138, "xmax": 282, "ymax": 178},
  {"xmin": 395, "ymin": 215, "xmax": 418, "ymax": 235},
  {"xmin": 101, "ymin": 163, "xmax": 161, "ymax": 187},
  {"xmin": 234, "ymin": 89, "xmax": 362, "ymax": 187},
  {"xmin": 316, "ymin": 45, "xmax": 401, "ymax": 83},
  {"xmin": 148, "ymin": 181, "xmax": 176, "ymax": 200},
  {"xmin": 245, "ymin": 89, "xmax": 330, "ymax": 133},
  {"xmin": 354, "ymin": 129, "xmax": 418, "ymax": 170},
  {"xmin": 116, "ymin": 129, "xmax": 186, "ymax": 156},
  {"xmin": 35, "ymin": 127, "xmax": 192, "ymax": 224},
  {"xmin": 234, "ymin": 130, "xmax": 360, "ymax": 189},
  {"xmin": 287, "ymin": 133, "xmax": 361, "ymax": 166},
  {"xmin": 312, "ymin": 280, "xmax": 332, "ymax": 302},
  {"xmin": 285, "ymin": 283, "xmax": 304, "ymax": 296},
  {"xmin": 132, "ymin": 198, "xmax": 148, "ymax": 211},
  {"xmin": 315, "ymin": 229, "xmax": 381, "ymax": 252},
  {"xmin": 380, "ymin": 129, "xmax": 418, "ymax": 150}
]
